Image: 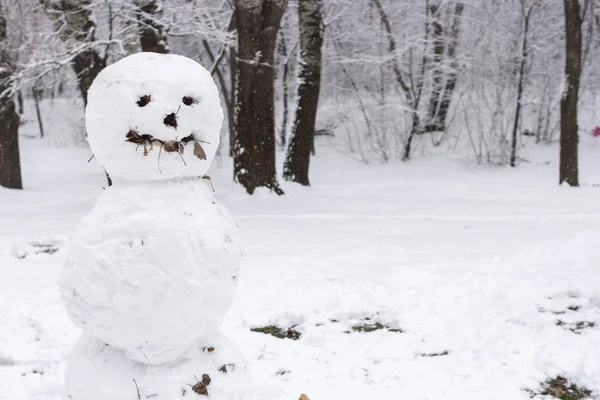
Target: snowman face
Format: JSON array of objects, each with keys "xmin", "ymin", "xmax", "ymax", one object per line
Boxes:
[{"xmin": 86, "ymin": 53, "xmax": 223, "ymax": 181}]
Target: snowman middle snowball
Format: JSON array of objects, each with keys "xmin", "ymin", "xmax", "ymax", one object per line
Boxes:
[{"xmin": 59, "ymin": 53, "xmax": 242, "ymax": 365}]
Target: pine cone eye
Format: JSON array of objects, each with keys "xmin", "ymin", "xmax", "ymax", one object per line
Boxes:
[
  {"xmin": 137, "ymin": 95, "xmax": 151, "ymax": 107},
  {"xmin": 182, "ymin": 96, "xmax": 199, "ymax": 106}
]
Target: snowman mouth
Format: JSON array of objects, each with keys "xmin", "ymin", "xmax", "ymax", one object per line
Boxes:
[{"xmin": 125, "ymin": 130, "xmax": 207, "ymax": 161}]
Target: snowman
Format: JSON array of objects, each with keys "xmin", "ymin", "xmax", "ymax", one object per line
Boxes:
[{"xmin": 59, "ymin": 53, "xmax": 249, "ymax": 400}]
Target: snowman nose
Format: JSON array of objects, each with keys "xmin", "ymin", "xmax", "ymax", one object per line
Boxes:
[{"xmin": 163, "ymin": 113, "xmax": 178, "ymax": 129}]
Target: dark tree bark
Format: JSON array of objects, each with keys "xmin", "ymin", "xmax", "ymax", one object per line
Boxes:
[
  {"xmin": 41, "ymin": 0, "xmax": 106, "ymax": 107},
  {"xmin": 233, "ymin": 0, "xmax": 287, "ymax": 195},
  {"xmin": 560, "ymin": 0, "xmax": 582, "ymax": 186},
  {"xmin": 426, "ymin": 2, "xmax": 464, "ymax": 133},
  {"xmin": 135, "ymin": 0, "xmax": 169, "ymax": 53},
  {"xmin": 282, "ymin": 0, "xmax": 323, "ymax": 186},
  {"xmin": 228, "ymin": 46, "xmax": 237, "ymax": 157},
  {"xmin": 278, "ymin": 25, "xmax": 290, "ymax": 149},
  {"xmin": 510, "ymin": 3, "xmax": 534, "ymax": 168},
  {"xmin": 426, "ymin": 3, "xmax": 444, "ymax": 129},
  {"xmin": 0, "ymin": 3, "xmax": 23, "ymax": 190},
  {"xmin": 17, "ymin": 90, "xmax": 23, "ymax": 115},
  {"xmin": 32, "ymin": 84, "xmax": 45, "ymax": 138},
  {"xmin": 72, "ymin": 50, "xmax": 105, "ymax": 106}
]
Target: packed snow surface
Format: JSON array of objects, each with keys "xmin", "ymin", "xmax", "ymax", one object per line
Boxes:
[
  {"xmin": 3, "ymin": 134, "xmax": 600, "ymax": 399},
  {"xmin": 59, "ymin": 179, "xmax": 241, "ymax": 364},
  {"xmin": 86, "ymin": 53, "xmax": 223, "ymax": 181}
]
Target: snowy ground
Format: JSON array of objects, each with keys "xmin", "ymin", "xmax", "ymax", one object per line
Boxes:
[{"xmin": 2, "ymin": 132, "xmax": 600, "ymax": 399}]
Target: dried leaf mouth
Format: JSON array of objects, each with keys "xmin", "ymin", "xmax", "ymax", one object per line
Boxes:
[{"xmin": 125, "ymin": 130, "xmax": 207, "ymax": 162}]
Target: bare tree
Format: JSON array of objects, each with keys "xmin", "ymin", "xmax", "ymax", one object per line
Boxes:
[
  {"xmin": 201, "ymin": 11, "xmax": 236, "ymax": 156},
  {"xmin": 278, "ymin": 17, "xmax": 291, "ymax": 149},
  {"xmin": 0, "ymin": 2, "xmax": 22, "ymax": 189},
  {"xmin": 228, "ymin": 44, "xmax": 237, "ymax": 156},
  {"xmin": 426, "ymin": 2, "xmax": 464, "ymax": 134},
  {"xmin": 560, "ymin": 0, "xmax": 584, "ymax": 186},
  {"xmin": 32, "ymin": 82, "xmax": 45, "ymax": 138},
  {"xmin": 510, "ymin": 1, "xmax": 535, "ymax": 167},
  {"xmin": 40, "ymin": 0, "xmax": 106, "ymax": 106},
  {"xmin": 233, "ymin": 0, "xmax": 287, "ymax": 195},
  {"xmin": 283, "ymin": 0, "xmax": 323, "ymax": 185},
  {"xmin": 425, "ymin": 1, "xmax": 444, "ymax": 131},
  {"xmin": 135, "ymin": 0, "xmax": 169, "ymax": 53},
  {"xmin": 371, "ymin": 0, "xmax": 425, "ymax": 161}
]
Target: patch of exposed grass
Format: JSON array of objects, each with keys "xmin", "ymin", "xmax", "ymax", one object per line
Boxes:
[
  {"xmin": 540, "ymin": 302, "xmax": 583, "ymax": 316},
  {"xmin": 352, "ymin": 322, "xmax": 385, "ymax": 332},
  {"xmin": 350, "ymin": 321, "xmax": 404, "ymax": 333},
  {"xmin": 32, "ymin": 243, "xmax": 60, "ymax": 255},
  {"xmin": 556, "ymin": 320, "xmax": 596, "ymax": 334},
  {"xmin": 250, "ymin": 325, "xmax": 301, "ymax": 340},
  {"xmin": 417, "ymin": 351, "xmax": 449, "ymax": 357},
  {"xmin": 572, "ymin": 321, "xmax": 596, "ymax": 332},
  {"xmin": 12, "ymin": 241, "xmax": 63, "ymax": 259},
  {"xmin": 388, "ymin": 328, "xmax": 404, "ymax": 333},
  {"xmin": 540, "ymin": 308, "xmax": 566, "ymax": 315},
  {"xmin": 527, "ymin": 376, "xmax": 595, "ymax": 400}
]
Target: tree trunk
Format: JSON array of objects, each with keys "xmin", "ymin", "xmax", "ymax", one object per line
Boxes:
[
  {"xmin": 72, "ymin": 50, "xmax": 106, "ymax": 106},
  {"xmin": 40, "ymin": 0, "xmax": 106, "ymax": 107},
  {"xmin": 229, "ymin": 46, "xmax": 237, "ymax": 157},
  {"xmin": 0, "ymin": 99, "xmax": 21, "ymax": 190},
  {"xmin": 560, "ymin": 0, "xmax": 582, "ymax": 186},
  {"xmin": 278, "ymin": 26, "xmax": 290, "ymax": 149},
  {"xmin": 426, "ymin": 2, "xmax": 444, "ymax": 130},
  {"xmin": 0, "ymin": 4, "xmax": 23, "ymax": 190},
  {"xmin": 282, "ymin": 0, "xmax": 323, "ymax": 186},
  {"xmin": 17, "ymin": 90, "xmax": 23, "ymax": 115},
  {"xmin": 135, "ymin": 0, "xmax": 169, "ymax": 53},
  {"xmin": 32, "ymin": 84, "xmax": 45, "ymax": 138},
  {"xmin": 426, "ymin": 2, "xmax": 464, "ymax": 133},
  {"xmin": 403, "ymin": 113, "xmax": 420, "ymax": 161},
  {"xmin": 510, "ymin": 4, "xmax": 533, "ymax": 168},
  {"xmin": 233, "ymin": 0, "xmax": 287, "ymax": 195}
]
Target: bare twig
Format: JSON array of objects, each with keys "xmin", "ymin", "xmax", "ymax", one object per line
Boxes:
[{"xmin": 132, "ymin": 379, "xmax": 141, "ymax": 400}]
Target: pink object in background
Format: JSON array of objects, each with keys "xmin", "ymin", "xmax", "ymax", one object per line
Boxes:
[{"xmin": 594, "ymin": 126, "xmax": 600, "ymax": 137}]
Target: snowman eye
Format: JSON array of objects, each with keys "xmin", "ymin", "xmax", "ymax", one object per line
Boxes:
[
  {"xmin": 137, "ymin": 95, "xmax": 151, "ymax": 107},
  {"xmin": 182, "ymin": 96, "xmax": 199, "ymax": 106}
]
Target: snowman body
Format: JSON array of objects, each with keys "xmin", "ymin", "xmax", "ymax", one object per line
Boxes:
[
  {"xmin": 60, "ymin": 53, "xmax": 249, "ymax": 399},
  {"xmin": 60, "ymin": 180, "xmax": 241, "ymax": 364}
]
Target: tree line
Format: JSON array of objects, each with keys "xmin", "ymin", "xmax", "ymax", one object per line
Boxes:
[{"xmin": 0, "ymin": 0, "xmax": 594, "ymax": 193}]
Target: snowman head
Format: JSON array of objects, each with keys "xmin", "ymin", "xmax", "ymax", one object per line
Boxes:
[{"xmin": 86, "ymin": 53, "xmax": 223, "ymax": 181}]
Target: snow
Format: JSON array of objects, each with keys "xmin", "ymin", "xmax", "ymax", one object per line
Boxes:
[
  {"xmin": 59, "ymin": 179, "xmax": 241, "ymax": 364},
  {"xmin": 86, "ymin": 53, "xmax": 223, "ymax": 182},
  {"xmin": 3, "ymin": 132, "xmax": 600, "ymax": 399}
]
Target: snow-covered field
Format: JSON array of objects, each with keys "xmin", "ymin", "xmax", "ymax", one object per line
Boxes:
[{"xmin": 3, "ymin": 133, "xmax": 600, "ymax": 399}]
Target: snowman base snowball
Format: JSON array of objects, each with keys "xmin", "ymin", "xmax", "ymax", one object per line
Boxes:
[{"xmin": 64, "ymin": 331, "xmax": 252, "ymax": 400}]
